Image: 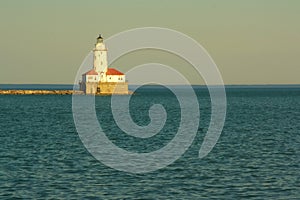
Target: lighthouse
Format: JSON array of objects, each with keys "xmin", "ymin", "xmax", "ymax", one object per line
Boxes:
[
  {"xmin": 93, "ymin": 34, "xmax": 108, "ymax": 74},
  {"xmin": 80, "ymin": 34, "xmax": 129, "ymax": 95}
]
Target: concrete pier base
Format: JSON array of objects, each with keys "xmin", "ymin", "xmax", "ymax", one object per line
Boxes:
[{"xmin": 98, "ymin": 82, "xmax": 129, "ymax": 95}]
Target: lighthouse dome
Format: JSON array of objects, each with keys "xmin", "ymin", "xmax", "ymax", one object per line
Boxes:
[{"xmin": 97, "ymin": 34, "xmax": 103, "ymax": 43}]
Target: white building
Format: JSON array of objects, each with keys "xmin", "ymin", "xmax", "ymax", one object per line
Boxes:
[
  {"xmin": 82, "ymin": 69, "xmax": 99, "ymax": 83},
  {"xmin": 80, "ymin": 34, "xmax": 128, "ymax": 94},
  {"xmin": 104, "ymin": 68, "xmax": 125, "ymax": 83}
]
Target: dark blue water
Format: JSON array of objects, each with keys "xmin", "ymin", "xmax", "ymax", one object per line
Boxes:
[{"xmin": 0, "ymin": 86, "xmax": 299, "ymax": 199}]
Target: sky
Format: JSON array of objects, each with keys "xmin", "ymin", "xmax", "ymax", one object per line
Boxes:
[{"xmin": 0, "ymin": 0, "xmax": 299, "ymax": 85}]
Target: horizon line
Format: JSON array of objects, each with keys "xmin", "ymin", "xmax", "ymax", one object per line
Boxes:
[
  {"xmin": 1, "ymin": 83, "xmax": 300, "ymax": 87},
  {"xmin": 1, "ymin": 83, "xmax": 300, "ymax": 85}
]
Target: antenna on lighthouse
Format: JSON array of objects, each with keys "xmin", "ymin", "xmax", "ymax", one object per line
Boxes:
[{"xmin": 97, "ymin": 34, "xmax": 103, "ymax": 43}]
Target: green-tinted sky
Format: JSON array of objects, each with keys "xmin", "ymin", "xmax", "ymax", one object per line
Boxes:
[{"xmin": 0, "ymin": 0, "xmax": 299, "ymax": 84}]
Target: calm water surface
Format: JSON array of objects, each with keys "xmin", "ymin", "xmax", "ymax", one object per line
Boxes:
[{"xmin": 0, "ymin": 86, "xmax": 299, "ymax": 199}]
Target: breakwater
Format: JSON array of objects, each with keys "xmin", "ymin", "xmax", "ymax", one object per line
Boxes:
[
  {"xmin": 0, "ymin": 90, "xmax": 83, "ymax": 95},
  {"xmin": 0, "ymin": 90, "xmax": 132, "ymax": 95}
]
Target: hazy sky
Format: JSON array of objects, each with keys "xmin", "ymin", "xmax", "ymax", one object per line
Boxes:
[{"xmin": 0, "ymin": 0, "xmax": 299, "ymax": 84}]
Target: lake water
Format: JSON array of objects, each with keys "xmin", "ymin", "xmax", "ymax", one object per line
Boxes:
[{"xmin": 0, "ymin": 85, "xmax": 299, "ymax": 199}]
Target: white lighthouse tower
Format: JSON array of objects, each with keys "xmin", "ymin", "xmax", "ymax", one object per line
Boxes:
[
  {"xmin": 80, "ymin": 34, "xmax": 128, "ymax": 95},
  {"xmin": 93, "ymin": 34, "xmax": 108, "ymax": 74}
]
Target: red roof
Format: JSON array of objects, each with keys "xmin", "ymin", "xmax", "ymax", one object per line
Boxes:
[
  {"xmin": 106, "ymin": 68, "xmax": 124, "ymax": 75},
  {"xmin": 84, "ymin": 69, "xmax": 98, "ymax": 75}
]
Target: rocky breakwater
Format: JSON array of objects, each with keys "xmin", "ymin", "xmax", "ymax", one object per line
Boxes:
[{"xmin": 0, "ymin": 90, "xmax": 84, "ymax": 95}]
